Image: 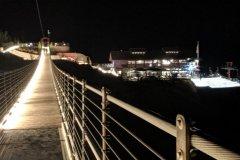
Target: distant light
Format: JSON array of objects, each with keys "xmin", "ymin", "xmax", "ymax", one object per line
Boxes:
[
  {"xmin": 131, "ymin": 51, "xmax": 146, "ymax": 54},
  {"xmin": 191, "ymin": 77, "xmax": 240, "ymax": 88},
  {"xmin": 2, "ymin": 45, "xmax": 20, "ymax": 53},
  {"xmin": 162, "ymin": 59, "xmax": 171, "ymax": 65},
  {"xmin": 97, "ymin": 67, "xmax": 119, "ymax": 77},
  {"xmin": 166, "ymin": 51, "xmax": 179, "ymax": 54},
  {"xmin": 136, "ymin": 60, "xmax": 144, "ymax": 64}
]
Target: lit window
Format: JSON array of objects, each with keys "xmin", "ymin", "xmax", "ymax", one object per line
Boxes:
[
  {"xmin": 128, "ymin": 61, "xmax": 135, "ymax": 64},
  {"xmin": 162, "ymin": 59, "xmax": 171, "ymax": 65},
  {"xmin": 131, "ymin": 51, "xmax": 146, "ymax": 55},
  {"xmin": 136, "ymin": 60, "xmax": 144, "ymax": 64}
]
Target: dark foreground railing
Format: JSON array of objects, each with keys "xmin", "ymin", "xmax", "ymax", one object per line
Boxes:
[
  {"xmin": 52, "ymin": 61, "xmax": 240, "ymax": 160},
  {"xmin": 0, "ymin": 61, "xmax": 38, "ymax": 123}
]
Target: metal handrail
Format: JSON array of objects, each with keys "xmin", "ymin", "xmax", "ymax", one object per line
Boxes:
[
  {"xmin": 0, "ymin": 61, "xmax": 38, "ymax": 123},
  {"xmin": 52, "ymin": 61, "xmax": 240, "ymax": 160}
]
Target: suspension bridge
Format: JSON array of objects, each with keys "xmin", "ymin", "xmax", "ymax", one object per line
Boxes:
[
  {"xmin": 1, "ymin": 0, "xmax": 240, "ymax": 158},
  {"xmin": 0, "ymin": 48, "xmax": 240, "ymax": 160}
]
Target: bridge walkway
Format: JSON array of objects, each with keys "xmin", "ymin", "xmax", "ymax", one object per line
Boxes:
[{"xmin": 0, "ymin": 53, "xmax": 65, "ymax": 160}]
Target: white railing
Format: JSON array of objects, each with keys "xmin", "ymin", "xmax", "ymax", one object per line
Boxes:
[{"xmin": 52, "ymin": 62, "xmax": 240, "ymax": 160}]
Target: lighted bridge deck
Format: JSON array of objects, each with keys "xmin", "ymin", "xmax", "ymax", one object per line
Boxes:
[{"xmin": 0, "ymin": 53, "xmax": 65, "ymax": 160}]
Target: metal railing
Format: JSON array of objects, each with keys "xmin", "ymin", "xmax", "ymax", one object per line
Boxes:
[
  {"xmin": 52, "ymin": 62, "xmax": 240, "ymax": 160},
  {"xmin": 0, "ymin": 61, "xmax": 38, "ymax": 123}
]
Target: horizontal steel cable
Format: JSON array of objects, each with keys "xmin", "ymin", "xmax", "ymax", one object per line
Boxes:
[
  {"xmin": 74, "ymin": 102, "xmax": 121, "ymax": 160},
  {"xmin": 191, "ymin": 134, "xmax": 240, "ymax": 159},
  {"xmin": 103, "ymin": 109, "xmax": 166, "ymax": 159},
  {"xmin": 83, "ymin": 118, "xmax": 110, "ymax": 160}
]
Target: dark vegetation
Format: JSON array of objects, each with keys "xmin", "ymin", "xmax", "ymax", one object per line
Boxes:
[
  {"xmin": 0, "ymin": 30, "xmax": 18, "ymax": 48},
  {"xmin": 0, "ymin": 53, "xmax": 33, "ymax": 72},
  {"xmin": 54, "ymin": 60, "xmax": 240, "ymax": 159}
]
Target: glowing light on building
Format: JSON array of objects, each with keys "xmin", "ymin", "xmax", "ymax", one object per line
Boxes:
[
  {"xmin": 97, "ymin": 67, "xmax": 119, "ymax": 77},
  {"xmin": 165, "ymin": 51, "xmax": 179, "ymax": 54},
  {"xmin": 184, "ymin": 61, "xmax": 199, "ymax": 73},
  {"xmin": 136, "ymin": 60, "xmax": 144, "ymax": 64},
  {"xmin": 131, "ymin": 51, "xmax": 146, "ymax": 54},
  {"xmin": 162, "ymin": 59, "xmax": 171, "ymax": 65}
]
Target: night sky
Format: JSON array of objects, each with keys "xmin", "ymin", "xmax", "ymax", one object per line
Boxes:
[{"xmin": 0, "ymin": 0, "xmax": 240, "ymax": 64}]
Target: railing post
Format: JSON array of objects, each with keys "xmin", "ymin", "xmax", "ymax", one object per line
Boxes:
[
  {"xmin": 58, "ymin": 71, "xmax": 62, "ymax": 107},
  {"xmin": 63, "ymin": 73, "xmax": 66, "ymax": 111},
  {"xmin": 66, "ymin": 75, "xmax": 71, "ymax": 134},
  {"xmin": 72, "ymin": 77, "xmax": 76, "ymax": 109},
  {"xmin": 67, "ymin": 74, "xmax": 70, "ymax": 103},
  {"xmin": 101, "ymin": 87, "xmax": 108, "ymax": 160},
  {"xmin": 176, "ymin": 114, "xmax": 190, "ymax": 160},
  {"xmin": 81, "ymin": 80, "xmax": 86, "ymax": 159},
  {"xmin": 60, "ymin": 72, "xmax": 65, "ymax": 110},
  {"xmin": 72, "ymin": 76, "xmax": 77, "ymax": 158}
]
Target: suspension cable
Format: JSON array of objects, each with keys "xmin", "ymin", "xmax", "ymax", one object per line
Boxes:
[{"xmin": 35, "ymin": 0, "xmax": 45, "ymax": 37}]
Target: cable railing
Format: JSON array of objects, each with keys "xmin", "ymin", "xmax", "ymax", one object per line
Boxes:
[
  {"xmin": 0, "ymin": 61, "xmax": 38, "ymax": 123},
  {"xmin": 52, "ymin": 62, "xmax": 240, "ymax": 160}
]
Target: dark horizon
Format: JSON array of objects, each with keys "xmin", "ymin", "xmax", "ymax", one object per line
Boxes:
[{"xmin": 1, "ymin": 0, "xmax": 240, "ymax": 65}]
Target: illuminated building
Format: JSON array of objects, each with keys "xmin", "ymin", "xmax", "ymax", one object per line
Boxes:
[{"xmin": 109, "ymin": 47, "xmax": 197, "ymax": 79}]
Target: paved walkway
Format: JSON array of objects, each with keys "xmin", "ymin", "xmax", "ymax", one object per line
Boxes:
[{"xmin": 0, "ymin": 53, "xmax": 65, "ymax": 160}]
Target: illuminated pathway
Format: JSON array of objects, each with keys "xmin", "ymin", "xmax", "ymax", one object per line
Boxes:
[{"xmin": 0, "ymin": 52, "xmax": 65, "ymax": 159}]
